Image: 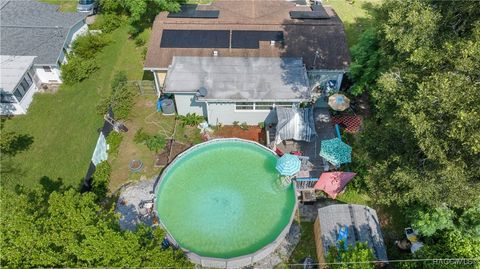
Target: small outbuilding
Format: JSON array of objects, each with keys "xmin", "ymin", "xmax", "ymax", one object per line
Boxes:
[{"xmin": 314, "ymin": 204, "xmax": 388, "ymax": 266}]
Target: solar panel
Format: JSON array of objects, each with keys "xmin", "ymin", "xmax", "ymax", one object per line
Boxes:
[
  {"xmin": 167, "ymin": 4, "xmax": 219, "ymax": 18},
  {"xmin": 160, "ymin": 30, "xmax": 230, "ymax": 48},
  {"xmin": 231, "ymin": 31, "xmax": 284, "ymax": 49}
]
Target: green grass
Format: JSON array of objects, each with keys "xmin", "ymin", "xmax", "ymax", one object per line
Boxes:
[
  {"xmin": 39, "ymin": 0, "xmax": 77, "ymax": 12},
  {"xmin": 1, "ymin": 26, "xmax": 139, "ymax": 189},
  {"xmin": 290, "ymin": 222, "xmax": 317, "ymax": 263},
  {"xmin": 325, "ymin": 0, "xmax": 381, "ymax": 47}
]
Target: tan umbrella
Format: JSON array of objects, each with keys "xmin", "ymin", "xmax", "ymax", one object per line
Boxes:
[{"xmin": 328, "ymin": 93, "xmax": 350, "ymax": 111}]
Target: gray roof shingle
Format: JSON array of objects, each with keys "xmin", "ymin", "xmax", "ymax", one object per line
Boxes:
[
  {"xmin": 0, "ymin": 0, "xmax": 86, "ymax": 65},
  {"xmin": 164, "ymin": 56, "xmax": 311, "ymax": 101},
  {"xmin": 317, "ymin": 204, "xmax": 388, "ymax": 262}
]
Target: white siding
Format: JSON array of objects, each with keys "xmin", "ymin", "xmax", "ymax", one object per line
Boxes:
[
  {"xmin": 173, "ymin": 93, "xmax": 207, "ymax": 117},
  {"xmin": 35, "ymin": 67, "xmax": 61, "ymax": 83},
  {"xmin": 1, "ymin": 83, "xmax": 38, "ymax": 115},
  {"xmin": 18, "ymin": 83, "xmax": 38, "ymax": 113},
  {"xmin": 65, "ymin": 20, "xmax": 88, "ymax": 50},
  {"xmin": 0, "ymin": 102, "xmax": 24, "ymax": 115},
  {"xmin": 207, "ymin": 102, "xmax": 278, "ymax": 125}
]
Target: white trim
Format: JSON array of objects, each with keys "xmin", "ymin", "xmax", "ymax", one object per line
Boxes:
[{"xmin": 144, "ymin": 67, "xmax": 169, "ymax": 71}]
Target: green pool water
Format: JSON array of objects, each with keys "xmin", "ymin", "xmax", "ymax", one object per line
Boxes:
[{"xmin": 155, "ymin": 139, "xmax": 296, "ymax": 259}]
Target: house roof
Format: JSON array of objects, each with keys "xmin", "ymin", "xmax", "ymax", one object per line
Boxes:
[
  {"xmin": 144, "ymin": 0, "xmax": 350, "ymax": 70},
  {"xmin": 0, "ymin": 55, "xmax": 35, "ymax": 93},
  {"xmin": 0, "ymin": 0, "xmax": 86, "ymax": 65},
  {"xmin": 164, "ymin": 56, "xmax": 310, "ymax": 101},
  {"xmin": 316, "ymin": 204, "xmax": 388, "ymax": 262}
]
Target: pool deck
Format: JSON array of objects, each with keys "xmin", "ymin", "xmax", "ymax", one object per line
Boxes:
[{"xmin": 269, "ymin": 107, "xmax": 337, "ymax": 178}]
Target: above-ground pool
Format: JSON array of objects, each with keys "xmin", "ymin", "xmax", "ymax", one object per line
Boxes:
[{"xmin": 154, "ymin": 139, "xmax": 296, "ymax": 266}]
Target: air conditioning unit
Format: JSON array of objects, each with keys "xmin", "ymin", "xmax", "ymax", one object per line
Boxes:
[
  {"xmin": 213, "ymin": 50, "xmax": 218, "ymax": 56},
  {"xmin": 270, "ymin": 40, "xmax": 276, "ymax": 46}
]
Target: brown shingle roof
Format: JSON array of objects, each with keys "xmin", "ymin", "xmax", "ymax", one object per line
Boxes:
[{"xmin": 144, "ymin": 0, "xmax": 350, "ymax": 70}]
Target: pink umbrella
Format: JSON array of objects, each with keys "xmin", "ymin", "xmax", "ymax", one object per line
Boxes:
[{"xmin": 313, "ymin": 172, "xmax": 356, "ymax": 199}]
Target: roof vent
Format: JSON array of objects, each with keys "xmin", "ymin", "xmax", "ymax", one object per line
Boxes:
[{"xmin": 213, "ymin": 50, "xmax": 219, "ymax": 56}]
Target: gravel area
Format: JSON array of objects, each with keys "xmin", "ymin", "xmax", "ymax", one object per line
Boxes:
[
  {"xmin": 252, "ymin": 222, "xmax": 301, "ymax": 269},
  {"xmin": 116, "ymin": 178, "xmax": 156, "ymax": 231}
]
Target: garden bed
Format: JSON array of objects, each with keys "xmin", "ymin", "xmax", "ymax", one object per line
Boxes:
[{"xmin": 215, "ymin": 125, "xmax": 266, "ymax": 144}]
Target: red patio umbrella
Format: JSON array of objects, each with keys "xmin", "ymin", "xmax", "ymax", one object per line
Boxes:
[{"xmin": 314, "ymin": 172, "xmax": 356, "ymax": 199}]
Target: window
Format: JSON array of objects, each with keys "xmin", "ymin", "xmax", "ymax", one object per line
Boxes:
[
  {"xmin": 43, "ymin": 66, "xmax": 52, "ymax": 72},
  {"xmin": 255, "ymin": 102, "xmax": 274, "ymax": 110},
  {"xmin": 275, "ymin": 102, "xmax": 293, "ymax": 108},
  {"xmin": 24, "ymin": 72, "xmax": 33, "ymax": 84},
  {"xmin": 235, "ymin": 102, "xmax": 254, "ymax": 110},
  {"xmin": 0, "ymin": 92, "xmax": 16, "ymax": 103}
]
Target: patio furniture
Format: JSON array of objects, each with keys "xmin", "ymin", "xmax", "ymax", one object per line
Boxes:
[
  {"xmin": 328, "ymin": 93, "xmax": 350, "ymax": 111},
  {"xmin": 331, "ymin": 115, "xmax": 363, "ymax": 133},
  {"xmin": 319, "ymin": 138, "xmax": 352, "ymax": 166},
  {"xmin": 313, "ymin": 172, "xmax": 356, "ymax": 199}
]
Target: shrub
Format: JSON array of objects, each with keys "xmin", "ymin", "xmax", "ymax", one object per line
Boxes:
[
  {"xmin": 111, "ymin": 86, "xmax": 137, "ymax": 119},
  {"xmin": 134, "ymin": 128, "xmax": 150, "ymax": 144},
  {"xmin": 134, "ymin": 35, "xmax": 146, "ymax": 47},
  {"xmin": 92, "ymin": 161, "xmax": 111, "ymax": 199},
  {"xmin": 61, "ymin": 56, "xmax": 98, "ymax": 85},
  {"xmin": 95, "ymin": 14, "xmax": 124, "ymax": 33},
  {"xmin": 100, "ymin": 0, "xmax": 124, "ymax": 14},
  {"xmin": 145, "ymin": 135, "xmax": 166, "ymax": 153},
  {"xmin": 258, "ymin": 122, "xmax": 265, "ymax": 129},
  {"xmin": 71, "ymin": 33, "xmax": 109, "ymax": 59},
  {"xmin": 177, "ymin": 113, "xmax": 204, "ymax": 127},
  {"xmin": 106, "ymin": 132, "xmax": 123, "ymax": 156},
  {"xmin": 111, "ymin": 71, "xmax": 127, "ymax": 91},
  {"xmin": 232, "ymin": 121, "xmax": 239, "ymax": 126},
  {"xmin": 240, "ymin": 122, "xmax": 249, "ymax": 130}
]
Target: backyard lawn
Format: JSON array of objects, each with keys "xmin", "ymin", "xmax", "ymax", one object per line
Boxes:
[
  {"xmin": 1, "ymin": 26, "xmax": 143, "ymax": 189},
  {"xmin": 326, "ymin": 0, "xmax": 381, "ymax": 47},
  {"xmin": 108, "ymin": 94, "xmax": 203, "ymax": 191}
]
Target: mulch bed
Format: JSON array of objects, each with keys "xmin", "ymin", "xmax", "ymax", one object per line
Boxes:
[
  {"xmin": 215, "ymin": 125, "xmax": 266, "ymax": 144},
  {"xmin": 155, "ymin": 140, "xmax": 192, "ymax": 167}
]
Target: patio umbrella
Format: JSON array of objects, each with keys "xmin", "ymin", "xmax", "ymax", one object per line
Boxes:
[
  {"xmin": 314, "ymin": 172, "xmax": 356, "ymax": 199},
  {"xmin": 276, "ymin": 153, "xmax": 301, "ymax": 176},
  {"xmin": 320, "ymin": 138, "xmax": 352, "ymax": 166},
  {"xmin": 328, "ymin": 93, "xmax": 350, "ymax": 111}
]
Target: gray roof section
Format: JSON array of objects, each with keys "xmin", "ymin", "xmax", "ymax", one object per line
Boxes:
[
  {"xmin": 0, "ymin": 55, "xmax": 35, "ymax": 92},
  {"xmin": 316, "ymin": 204, "xmax": 388, "ymax": 262},
  {"xmin": 164, "ymin": 56, "xmax": 310, "ymax": 101},
  {"xmin": 0, "ymin": 0, "xmax": 86, "ymax": 65}
]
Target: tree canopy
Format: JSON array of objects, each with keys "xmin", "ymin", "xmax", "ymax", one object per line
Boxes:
[
  {"xmin": 349, "ymin": 0, "xmax": 480, "ymax": 266},
  {"xmin": 0, "ymin": 187, "xmax": 191, "ymax": 268},
  {"xmin": 350, "ymin": 0, "xmax": 480, "ymax": 209}
]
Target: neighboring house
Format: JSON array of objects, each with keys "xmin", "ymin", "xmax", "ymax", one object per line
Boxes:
[
  {"xmin": 144, "ymin": 0, "xmax": 350, "ymax": 125},
  {"xmin": 0, "ymin": 0, "xmax": 87, "ymax": 115},
  {"xmin": 314, "ymin": 204, "xmax": 388, "ymax": 266},
  {"xmin": 0, "ymin": 56, "xmax": 37, "ymax": 115}
]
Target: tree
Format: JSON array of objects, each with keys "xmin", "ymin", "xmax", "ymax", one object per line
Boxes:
[
  {"xmin": 0, "ymin": 187, "xmax": 191, "ymax": 267},
  {"xmin": 100, "ymin": 0, "xmax": 181, "ymax": 35},
  {"xmin": 326, "ymin": 242, "xmax": 376, "ymax": 269},
  {"xmin": 0, "ymin": 131, "xmax": 33, "ymax": 156},
  {"xmin": 350, "ymin": 0, "xmax": 480, "ymax": 209}
]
